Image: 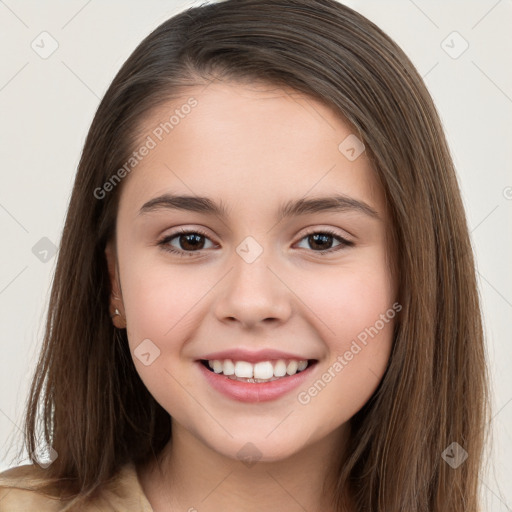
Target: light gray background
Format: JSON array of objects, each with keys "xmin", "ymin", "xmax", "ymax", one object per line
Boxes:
[{"xmin": 0, "ymin": 0, "xmax": 510, "ymax": 509}]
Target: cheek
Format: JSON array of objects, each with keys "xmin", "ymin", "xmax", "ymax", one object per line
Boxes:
[
  {"xmin": 119, "ymin": 252, "xmax": 209, "ymax": 419},
  {"xmin": 121, "ymin": 250, "xmax": 211, "ymax": 344},
  {"xmin": 299, "ymin": 253, "xmax": 395, "ymax": 344},
  {"xmin": 117, "ymin": 248, "xmax": 212, "ymax": 396},
  {"xmin": 293, "ymin": 255, "xmax": 395, "ymax": 414}
]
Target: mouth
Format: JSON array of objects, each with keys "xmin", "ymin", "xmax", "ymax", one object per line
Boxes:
[{"xmin": 199, "ymin": 358, "xmax": 318, "ymax": 383}]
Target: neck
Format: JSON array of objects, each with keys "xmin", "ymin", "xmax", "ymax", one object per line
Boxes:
[{"xmin": 138, "ymin": 421, "xmax": 353, "ymax": 512}]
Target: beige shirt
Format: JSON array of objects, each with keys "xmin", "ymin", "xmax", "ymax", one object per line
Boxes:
[{"xmin": 0, "ymin": 461, "xmax": 154, "ymax": 511}]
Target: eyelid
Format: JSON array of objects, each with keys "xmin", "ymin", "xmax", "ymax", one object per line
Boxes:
[
  {"xmin": 157, "ymin": 226, "xmax": 215, "ymax": 247},
  {"xmin": 295, "ymin": 224, "xmax": 354, "ymax": 243},
  {"xmin": 157, "ymin": 225, "xmax": 354, "ymax": 257},
  {"xmin": 158, "ymin": 224, "xmax": 353, "ymax": 243},
  {"xmin": 294, "ymin": 228, "xmax": 354, "ymax": 253}
]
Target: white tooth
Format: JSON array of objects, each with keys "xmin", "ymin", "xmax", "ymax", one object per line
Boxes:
[
  {"xmin": 222, "ymin": 359, "xmax": 235, "ymax": 375},
  {"xmin": 212, "ymin": 360, "xmax": 223, "ymax": 373},
  {"xmin": 273, "ymin": 359, "xmax": 287, "ymax": 377},
  {"xmin": 208, "ymin": 360, "xmax": 214, "ymax": 369},
  {"xmin": 235, "ymin": 361, "xmax": 253, "ymax": 378},
  {"xmin": 297, "ymin": 360, "xmax": 308, "ymax": 372},
  {"xmin": 254, "ymin": 361, "xmax": 274, "ymax": 380},
  {"xmin": 286, "ymin": 360, "xmax": 298, "ymax": 375}
]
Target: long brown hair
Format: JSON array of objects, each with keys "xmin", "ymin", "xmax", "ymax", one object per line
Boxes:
[{"xmin": 7, "ymin": 0, "xmax": 490, "ymax": 510}]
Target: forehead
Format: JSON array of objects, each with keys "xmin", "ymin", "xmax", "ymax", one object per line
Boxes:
[{"xmin": 118, "ymin": 80, "xmax": 387, "ymax": 220}]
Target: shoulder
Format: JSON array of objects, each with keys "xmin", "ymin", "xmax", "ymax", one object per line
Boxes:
[
  {"xmin": 0, "ymin": 463, "xmax": 64, "ymax": 511},
  {"xmin": 0, "ymin": 461, "xmax": 153, "ymax": 511}
]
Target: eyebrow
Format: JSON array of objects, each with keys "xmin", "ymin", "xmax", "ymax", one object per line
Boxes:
[{"xmin": 138, "ymin": 193, "xmax": 379, "ymax": 221}]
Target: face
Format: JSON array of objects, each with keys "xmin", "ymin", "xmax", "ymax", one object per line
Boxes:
[{"xmin": 105, "ymin": 81, "xmax": 398, "ymax": 462}]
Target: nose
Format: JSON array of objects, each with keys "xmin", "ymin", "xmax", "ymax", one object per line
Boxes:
[{"xmin": 212, "ymin": 249, "xmax": 293, "ymax": 330}]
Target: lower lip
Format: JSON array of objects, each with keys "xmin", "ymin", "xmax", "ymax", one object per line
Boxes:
[{"xmin": 196, "ymin": 361, "xmax": 317, "ymax": 403}]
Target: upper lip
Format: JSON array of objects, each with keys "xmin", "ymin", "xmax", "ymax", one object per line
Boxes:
[{"xmin": 198, "ymin": 349, "xmax": 315, "ymax": 364}]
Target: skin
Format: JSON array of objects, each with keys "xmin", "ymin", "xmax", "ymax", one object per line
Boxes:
[{"xmin": 105, "ymin": 80, "xmax": 398, "ymax": 511}]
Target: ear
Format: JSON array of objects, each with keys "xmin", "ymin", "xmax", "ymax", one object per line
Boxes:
[{"xmin": 105, "ymin": 239, "xmax": 126, "ymax": 329}]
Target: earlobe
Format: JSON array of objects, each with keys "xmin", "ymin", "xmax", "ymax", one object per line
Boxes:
[{"xmin": 104, "ymin": 240, "xmax": 127, "ymax": 329}]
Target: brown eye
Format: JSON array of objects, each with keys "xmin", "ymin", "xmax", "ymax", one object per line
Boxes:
[
  {"xmin": 175, "ymin": 232, "xmax": 206, "ymax": 251},
  {"xmin": 295, "ymin": 229, "xmax": 354, "ymax": 254},
  {"xmin": 158, "ymin": 229, "xmax": 215, "ymax": 257}
]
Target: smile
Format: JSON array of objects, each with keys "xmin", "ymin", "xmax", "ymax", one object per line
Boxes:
[
  {"xmin": 202, "ymin": 358, "xmax": 310, "ymax": 382},
  {"xmin": 197, "ymin": 358, "xmax": 318, "ymax": 402}
]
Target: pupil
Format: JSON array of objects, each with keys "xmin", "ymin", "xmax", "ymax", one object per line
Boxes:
[
  {"xmin": 181, "ymin": 233, "xmax": 204, "ymax": 250},
  {"xmin": 310, "ymin": 233, "xmax": 332, "ymax": 251}
]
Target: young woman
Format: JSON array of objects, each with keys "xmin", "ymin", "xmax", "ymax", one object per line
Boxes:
[{"xmin": 0, "ymin": 0, "xmax": 490, "ymax": 510}]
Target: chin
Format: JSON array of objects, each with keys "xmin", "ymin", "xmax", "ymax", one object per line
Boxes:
[{"xmin": 202, "ymin": 430, "xmax": 310, "ymax": 464}]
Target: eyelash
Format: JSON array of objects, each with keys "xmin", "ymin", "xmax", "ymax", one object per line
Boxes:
[{"xmin": 157, "ymin": 227, "xmax": 354, "ymax": 257}]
